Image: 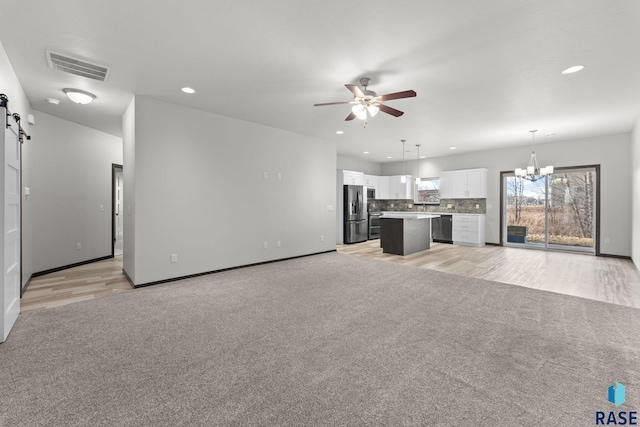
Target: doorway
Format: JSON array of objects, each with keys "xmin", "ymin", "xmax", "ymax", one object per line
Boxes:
[
  {"xmin": 501, "ymin": 165, "xmax": 599, "ymax": 254},
  {"xmin": 112, "ymin": 164, "xmax": 123, "ymax": 257}
]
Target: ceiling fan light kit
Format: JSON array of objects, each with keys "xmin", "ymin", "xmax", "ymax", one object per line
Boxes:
[{"xmin": 314, "ymin": 77, "xmax": 416, "ymax": 122}]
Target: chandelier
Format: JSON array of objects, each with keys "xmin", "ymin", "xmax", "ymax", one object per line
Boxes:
[{"xmin": 514, "ymin": 130, "xmax": 553, "ymax": 182}]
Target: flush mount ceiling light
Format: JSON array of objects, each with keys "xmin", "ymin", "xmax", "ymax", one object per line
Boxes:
[
  {"xmin": 336, "ymin": 130, "xmax": 344, "ymax": 134},
  {"xmin": 181, "ymin": 87, "xmax": 196, "ymax": 94},
  {"xmin": 562, "ymin": 65, "xmax": 584, "ymax": 74},
  {"xmin": 63, "ymin": 88, "xmax": 95, "ymax": 104},
  {"xmin": 515, "ymin": 130, "xmax": 553, "ymax": 182}
]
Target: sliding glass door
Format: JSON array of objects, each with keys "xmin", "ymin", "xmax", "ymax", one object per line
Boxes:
[{"xmin": 503, "ymin": 166, "xmax": 597, "ymax": 254}]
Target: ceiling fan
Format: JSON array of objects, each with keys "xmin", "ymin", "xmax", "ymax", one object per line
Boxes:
[{"xmin": 314, "ymin": 77, "xmax": 417, "ymax": 121}]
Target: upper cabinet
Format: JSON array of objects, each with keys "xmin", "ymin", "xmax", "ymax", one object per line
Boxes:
[
  {"xmin": 439, "ymin": 168, "xmax": 487, "ymax": 199},
  {"xmin": 364, "ymin": 174, "xmax": 378, "ymax": 189},
  {"xmin": 342, "ymin": 170, "xmax": 364, "ymax": 186},
  {"xmin": 388, "ymin": 175, "xmax": 413, "ymax": 199},
  {"xmin": 337, "ymin": 171, "xmax": 414, "ymax": 200},
  {"xmin": 377, "ymin": 176, "xmax": 389, "ymax": 199}
]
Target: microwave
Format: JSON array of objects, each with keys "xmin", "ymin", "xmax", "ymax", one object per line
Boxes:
[{"xmin": 366, "ymin": 187, "xmax": 375, "ymax": 199}]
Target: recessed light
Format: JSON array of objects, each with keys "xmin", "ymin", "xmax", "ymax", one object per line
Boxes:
[
  {"xmin": 387, "ymin": 156, "xmax": 393, "ymax": 159},
  {"xmin": 63, "ymin": 88, "xmax": 95, "ymax": 104},
  {"xmin": 450, "ymin": 147, "xmax": 457, "ymax": 150},
  {"xmin": 336, "ymin": 130, "xmax": 344, "ymax": 135},
  {"xmin": 363, "ymin": 151, "xmax": 369, "ymax": 154},
  {"xmin": 420, "ymin": 156, "xmax": 426, "ymax": 159},
  {"xmin": 46, "ymin": 98, "xmax": 61, "ymax": 105},
  {"xmin": 181, "ymin": 87, "xmax": 196, "ymax": 94},
  {"xmin": 562, "ymin": 65, "xmax": 584, "ymax": 74}
]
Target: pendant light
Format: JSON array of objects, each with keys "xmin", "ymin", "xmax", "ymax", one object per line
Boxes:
[
  {"xmin": 415, "ymin": 144, "xmax": 421, "ymax": 184},
  {"xmin": 514, "ymin": 130, "xmax": 553, "ymax": 182},
  {"xmin": 400, "ymin": 139, "xmax": 407, "ymax": 183}
]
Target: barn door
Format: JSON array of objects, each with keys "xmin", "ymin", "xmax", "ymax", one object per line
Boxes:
[{"xmin": 1, "ymin": 108, "xmax": 20, "ymax": 343}]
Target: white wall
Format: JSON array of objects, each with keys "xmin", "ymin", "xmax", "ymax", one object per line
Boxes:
[
  {"xmin": 0, "ymin": 42, "xmax": 31, "ymax": 129},
  {"xmin": 31, "ymin": 112, "xmax": 123, "ymax": 272},
  {"xmin": 632, "ymin": 119, "xmax": 640, "ymax": 270},
  {"xmin": 0, "ymin": 40, "xmax": 34, "ymax": 287},
  {"xmin": 381, "ymin": 133, "xmax": 632, "ymax": 256},
  {"xmin": 125, "ymin": 96, "xmax": 336, "ymax": 285},
  {"xmin": 123, "ymin": 98, "xmax": 136, "ymax": 282},
  {"xmin": 337, "ymin": 156, "xmax": 381, "ymax": 175}
]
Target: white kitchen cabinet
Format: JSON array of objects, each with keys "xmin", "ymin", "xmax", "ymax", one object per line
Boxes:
[
  {"xmin": 388, "ymin": 175, "xmax": 413, "ymax": 199},
  {"xmin": 452, "ymin": 214, "xmax": 485, "ymax": 247},
  {"xmin": 439, "ymin": 168, "xmax": 487, "ymax": 199},
  {"xmin": 466, "ymin": 169, "xmax": 487, "ymax": 198},
  {"xmin": 439, "ymin": 174, "xmax": 452, "ymax": 199},
  {"xmin": 364, "ymin": 174, "xmax": 378, "ymax": 190},
  {"xmin": 377, "ymin": 176, "xmax": 389, "ymax": 199},
  {"xmin": 341, "ymin": 170, "xmax": 364, "ymax": 186}
]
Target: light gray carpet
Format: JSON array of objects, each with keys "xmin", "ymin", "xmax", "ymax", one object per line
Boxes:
[{"xmin": 1, "ymin": 252, "xmax": 639, "ymax": 426}]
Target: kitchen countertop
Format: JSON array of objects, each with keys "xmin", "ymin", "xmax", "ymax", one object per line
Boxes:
[
  {"xmin": 382, "ymin": 211, "xmax": 484, "ymax": 217},
  {"xmin": 380, "ymin": 212, "xmax": 441, "ymax": 219}
]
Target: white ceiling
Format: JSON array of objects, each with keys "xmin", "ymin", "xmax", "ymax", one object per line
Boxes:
[{"xmin": 1, "ymin": 0, "xmax": 640, "ymax": 163}]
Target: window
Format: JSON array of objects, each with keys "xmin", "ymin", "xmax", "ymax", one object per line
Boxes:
[{"xmin": 415, "ymin": 177, "xmax": 440, "ymax": 204}]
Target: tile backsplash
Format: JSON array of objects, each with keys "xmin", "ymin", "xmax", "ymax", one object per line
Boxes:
[{"xmin": 368, "ymin": 198, "xmax": 486, "ymax": 214}]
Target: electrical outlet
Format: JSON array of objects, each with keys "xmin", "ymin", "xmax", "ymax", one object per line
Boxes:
[
  {"xmin": 390, "ymin": 203, "xmax": 394, "ymax": 207},
  {"xmin": 320, "ymin": 235, "xmax": 324, "ymax": 242},
  {"xmin": 170, "ymin": 253, "xmax": 178, "ymax": 263},
  {"xmin": 277, "ymin": 172, "xmax": 282, "ymax": 180},
  {"xmin": 99, "ymin": 204, "xmax": 104, "ymax": 212},
  {"xmin": 263, "ymin": 242, "xmax": 268, "ymax": 249},
  {"xmin": 277, "ymin": 240, "xmax": 281, "ymax": 248},
  {"xmin": 475, "ymin": 204, "xmax": 480, "ymax": 209},
  {"xmin": 605, "ymin": 237, "xmax": 611, "ymax": 244},
  {"xmin": 447, "ymin": 204, "xmax": 453, "ymax": 209},
  {"xmin": 263, "ymin": 171, "xmax": 268, "ymax": 179},
  {"xmin": 76, "ymin": 243, "xmax": 81, "ymax": 250},
  {"xmin": 326, "ymin": 205, "xmax": 333, "ymax": 211}
]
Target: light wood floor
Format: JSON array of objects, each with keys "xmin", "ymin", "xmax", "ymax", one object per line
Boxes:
[
  {"xmin": 338, "ymin": 240, "xmax": 640, "ymax": 308},
  {"xmin": 21, "ymin": 255, "xmax": 132, "ymax": 313},
  {"xmin": 21, "ymin": 243, "xmax": 640, "ymax": 312}
]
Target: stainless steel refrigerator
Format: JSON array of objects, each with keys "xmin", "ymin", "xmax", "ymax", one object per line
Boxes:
[{"xmin": 344, "ymin": 185, "xmax": 368, "ymax": 243}]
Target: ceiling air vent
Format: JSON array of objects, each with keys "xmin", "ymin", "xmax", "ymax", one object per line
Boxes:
[{"xmin": 47, "ymin": 51, "xmax": 110, "ymax": 82}]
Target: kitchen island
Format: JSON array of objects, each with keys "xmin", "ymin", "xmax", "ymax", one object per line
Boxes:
[{"xmin": 380, "ymin": 213, "xmax": 441, "ymax": 256}]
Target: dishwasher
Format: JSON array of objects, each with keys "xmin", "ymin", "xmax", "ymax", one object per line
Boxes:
[{"xmin": 432, "ymin": 215, "xmax": 453, "ymax": 243}]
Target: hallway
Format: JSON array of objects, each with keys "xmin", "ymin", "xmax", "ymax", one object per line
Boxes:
[{"xmin": 21, "ymin": 256, "xmax": 131, "ymax": 312}]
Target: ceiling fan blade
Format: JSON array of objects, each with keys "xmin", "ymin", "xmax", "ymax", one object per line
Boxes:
[
  {"xmin": 345, "ymin": 84, "xmax": 365, "ymax": 98},
  {"xmin": 378, "ymin": 90, "xmax": 417, "ymax": 102},
  {"xmin": 345, "ymin": 112, "xmax": 356, "ymax": 121},
  {"xmin": 313, "ymin": 101, "xmax": 352, "ymax": 107},
  {"xmin": 378, "ymin": 104, "xmax": 404, "ymax": 117}
]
